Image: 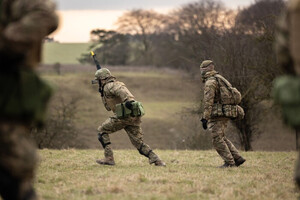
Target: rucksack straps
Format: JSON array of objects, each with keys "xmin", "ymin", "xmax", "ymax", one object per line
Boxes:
[{"xmin": 214, "ymin": 74, "xmax": 232, "ymax": 88}]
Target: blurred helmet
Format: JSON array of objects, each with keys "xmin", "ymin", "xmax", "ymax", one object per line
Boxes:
[
  {"xmin": 200, "ymin": 60, "xmax": 214, "ymax": 69},
  {"xmin": 200, "ymin": 60, "xmax": 215, "ymax": 76},
  {"xmin": 95, "ymin": 68, "xmax": 112, "ymax": 80}
]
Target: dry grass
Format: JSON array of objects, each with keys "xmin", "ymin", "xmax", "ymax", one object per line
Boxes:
[{"xmin": 35, "ymin": 149, "xmax": 299, "ymax": 200}]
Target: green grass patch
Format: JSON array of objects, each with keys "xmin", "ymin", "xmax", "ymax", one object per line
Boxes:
[{"xmin": 42, "ymin": 43, "xmax": 91, "ymax": 64}]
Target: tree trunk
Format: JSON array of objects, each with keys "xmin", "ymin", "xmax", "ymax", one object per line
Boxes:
[{"xmin": 236, "ymin": 117, "xmax": 253, "ymax": 151}]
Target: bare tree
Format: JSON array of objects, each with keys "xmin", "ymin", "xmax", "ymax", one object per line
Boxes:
[
  {"xmin": 162, "ymin": 0, "xmax": 234, "ymax": 71},
  {"xmin": 116, "ymin": 9, "xmax": 168, "ymax": 65}
]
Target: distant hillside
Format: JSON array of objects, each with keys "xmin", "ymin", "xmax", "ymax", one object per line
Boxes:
[{"xmin": 42, "ymin": 43, "xmax": 92, "ymax": 64}]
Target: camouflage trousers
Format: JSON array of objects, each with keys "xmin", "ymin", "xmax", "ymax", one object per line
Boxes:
[
  {"xmin": 97, "ymin": 116, "xmax": 160, "ymax": 164},
  {"xmin": 208, "ymin": 118, "xmax": 241, "ymax": 165},
  {"xmin": 0, "ymin": 122, "xmax": 38, "ymax": 200}
]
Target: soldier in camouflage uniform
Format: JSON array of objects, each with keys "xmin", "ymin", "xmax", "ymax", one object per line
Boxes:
[
  {"xmin": 95, "ymin": 68, "xmax": 166, "ymax": 166},
  {"xmin": 200, "ymin": 60, "xmax": 246, "ymax": 168},
  {"xmin": 0, "ymin": 0, "xmax": 58, "ymax": 199},
  {"xmin": 275, "ymin": 0, "xmax": 300, "ymax": 187}
]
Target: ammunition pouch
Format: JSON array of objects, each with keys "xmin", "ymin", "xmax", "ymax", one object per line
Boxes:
[
  {"xmin": 131, "ymin": 101, "xmax": 145, "ymax": 117},
  {"xmin": 115, "ymin": 101, "xmax": 145, "ymax": 119},
  {"xmin": 211, "ymin": 104, "xmax": 244, "ymax": 120}
]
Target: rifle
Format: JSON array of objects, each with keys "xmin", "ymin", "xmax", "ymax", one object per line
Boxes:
[{"xmin": 90, "ymin": 51, "xmax": 104, "ymax": 96}]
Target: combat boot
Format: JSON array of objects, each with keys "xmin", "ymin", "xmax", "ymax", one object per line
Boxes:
[
  {"xmin": 154, "ymin": 159, "xmax": 166, "ymax": 167},
  {"xmin": 235, "ymin": 157, "xmax": 246, "ymax": 167},
  {"xmin": 96, "ymin": 156, "xmax": 115, "ymax": 166},
  {"xmin": 218, "ymin": 162, "xmax": 236, "ymax": 168}
]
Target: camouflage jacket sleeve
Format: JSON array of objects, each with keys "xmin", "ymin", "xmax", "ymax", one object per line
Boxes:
[
  {"xmin": 109, "ymin": 81, "xmax": 135, "ymax": 102},
  {"xmin": 3, "ymin": 0, "xmax": 58, "ymax": 46},
  {"xmin": 275, "ymin": 11, "xmax": 295, "ymax": 74},
  {"xmin": 203, "ymin": 78, "xmax": 218, "ymax": 120}
]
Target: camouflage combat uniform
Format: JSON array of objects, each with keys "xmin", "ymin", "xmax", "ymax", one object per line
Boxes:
[
  {"xmin": 201, "ymin": 61, "xmax": 245, "ymax": 168},
  {"xmin": 275, "ymin": 0, "xmax": 300, "ymax": 187},
  {"xmin": 95, "ymin": 68, "xmax": 165, "ymax": 166},
  {"xmin": 0, "ymin": 0, "xmax": 58, "ymax": 199}
]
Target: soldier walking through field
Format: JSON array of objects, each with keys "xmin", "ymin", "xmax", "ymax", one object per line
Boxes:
[
  {"xmin": 94, "ymin": 68, "xmax": 166, "ymax": 166},
  {"xmin": 200, "ymin": 60, "xmax": 246, "ymax": 168},
  {"xmin": 0, "ymin": 0, "xmax": 58, "ymax": 199}
]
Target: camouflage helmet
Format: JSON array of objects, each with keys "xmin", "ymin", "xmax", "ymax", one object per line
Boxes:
[
  {"xmin": 95, "ymin": 68, "xmax": 112, "ymax": 80},
  {"xmin": 200, "ymin": 60, "xmax": 214, "ymax": 69}
]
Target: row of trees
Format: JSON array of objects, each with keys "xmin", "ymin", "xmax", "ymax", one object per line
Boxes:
[{"xmin": 79, "ymin": 0, "xmax": 286, "ymax": 151}]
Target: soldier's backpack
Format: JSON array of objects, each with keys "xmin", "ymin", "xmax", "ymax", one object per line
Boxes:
[
  {"xmin": 214, "ymin": 74, "xmax": 242, "ymax": 105},
  {"xmin": 212, "ymin": 74, "xmax": 244, "ymax": 119}
]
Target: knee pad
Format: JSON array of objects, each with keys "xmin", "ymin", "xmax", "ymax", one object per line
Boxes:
[
  {"xmin": 138, "ymin": 143, "xmax": 152, "ymax": 157},
  {"xmin": 97, "ymin": 133, "xmax": 111, "ymax": 148}
]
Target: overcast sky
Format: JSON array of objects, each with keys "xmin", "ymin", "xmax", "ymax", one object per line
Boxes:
[
  {"xmin": 51, "ymin": 0, "xmax": 254, "ymax": 43},
  {"xmin": 54, "ymin": 0, "xmax": 254, "ymax": 10}
]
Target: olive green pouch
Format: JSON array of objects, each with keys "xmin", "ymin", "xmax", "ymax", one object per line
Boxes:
[
  {"xmin": 131, "ymin": 101, "xmax": 145, "ymax": 117},
  {"xmin": 273, "ymin": 75, "xmax": 300, "ymax": 127},
  {"xmin": 115, "ymin": 103, "xmax": 132, "ymax": 119},
  {"xmin": 0, "ymin": 68, "xmax": 53, "ymax": 125}
]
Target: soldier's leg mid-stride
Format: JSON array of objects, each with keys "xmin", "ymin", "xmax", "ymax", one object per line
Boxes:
[
  {"xmin": 96, "ymin": 116, "xmax": 165, "ymax": 166},
  {"xmin": 208, "ymin": 119, "xmax": 246, "ymax": 168}
]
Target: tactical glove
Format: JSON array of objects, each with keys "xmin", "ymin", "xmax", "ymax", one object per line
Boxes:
[
  {"xmin": 125, "ymin": 100, "xmax": 135, "ymax": 110},
  {"xmin": 201, "ymin": 118, "xmax": 208, "ymax": 130}
]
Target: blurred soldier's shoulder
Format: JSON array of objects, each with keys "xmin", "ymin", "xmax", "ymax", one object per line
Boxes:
[{"xmin": 288, "ymin": 0, "xmax": 300, "ymax": 11}]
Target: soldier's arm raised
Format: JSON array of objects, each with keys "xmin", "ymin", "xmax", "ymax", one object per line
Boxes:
[{"xmin": 203, "ymin": 79, "xmax": 217, "ymax": 120}]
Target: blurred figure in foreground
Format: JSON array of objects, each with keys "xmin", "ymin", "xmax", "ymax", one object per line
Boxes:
[
  {"xmin": 0, "ymin": 0, "xmax": 58, "ymax": 199},
  {"xmin": 274, "ymin": 0, "xmax": 300, "ymax": 189}
]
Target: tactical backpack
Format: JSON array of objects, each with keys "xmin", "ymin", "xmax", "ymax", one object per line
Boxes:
[
  {"xmin": 211, "ymin": 74, "xmax": 244, "ymax": 119},
  {"xmin": 115, "ymin": 101, "xmax": 145, "ymax": 119},
  {"xmin": 214, "ymin": 74, "xmax": 242, "ymax": 105}
]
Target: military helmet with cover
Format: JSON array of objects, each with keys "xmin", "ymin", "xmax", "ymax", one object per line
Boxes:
[
  {"xmin": 95, "ymin": 68, "xmax": 112, "ymax": 80},
  {"xmin": 200, "ymin": 60, "xmax": 214, "ymax": 69},
  {"xmin": 200, "ymin": 60, "xmax": 215, "ymax": 75}
]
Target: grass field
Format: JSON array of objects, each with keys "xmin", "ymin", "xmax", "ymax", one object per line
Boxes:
[
  {"xmin": 42, "ymin": 43, "xmax": 91, "ymax": 64},
  {"xmin": 34, "ymin": 149, "xmax": 298, "ymax": 200}
]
